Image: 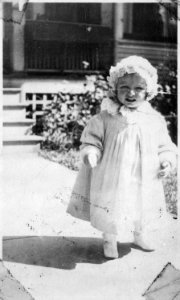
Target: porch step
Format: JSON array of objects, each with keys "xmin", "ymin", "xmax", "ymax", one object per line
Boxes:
[
  {"xmin": 3, "ymin": 87, "xmax": 21, "ymax": 93},
  {"xmin": 3, "ymin": 87, "xmax": 43, "ymax": 153},
  {"xmin": 3, "ymin": 119, "xmax": 34, "ymax": 136},
  {"xmin": 3, "ymin": 103, "xmax": 28, "ymax": 108},
  {"xmin": 3, "ymin": 88, "xmax": 22, "ymax": 103},
  {"xmin": 3, "ymin": 119, "xmax": 33, "ymax": 125},
  {"xmin": 3, "ymin": 135, "xmax": 44, "ymax": 144},
  {"xmin": 3, "ymin": 103, "xmax": 28, "ymax": 120},
  {"xmin": 3, "ymin": 135, "xmax": 44, "ymax": 153}
]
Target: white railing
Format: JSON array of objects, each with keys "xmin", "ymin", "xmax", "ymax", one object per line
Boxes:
[{"xmin": 26, "ymin": 93, "xmax": 58, "ymax": 121}]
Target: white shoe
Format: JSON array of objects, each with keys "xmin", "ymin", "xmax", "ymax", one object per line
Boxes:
[
  {"xmin": 133, "ymin": 232, "xmax": 155, "ymax": 251},
  {"xmin": 103, "ymin": 233, "xmax": 118, "ymax": 259}
]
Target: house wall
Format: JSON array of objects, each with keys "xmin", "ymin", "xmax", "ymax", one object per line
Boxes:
[
  {"xmin": 114, "ymin": 40, "xmax": 177, "ymax": 66},
  {"xmin": 29, "ymin": 3, "xmax": 113, "ymax": 27},
  {"xmin": 8, "ymin": 3, "xmax": 113, "ymax": 73},
  {"xmin": 11, "ymin": 3, "xmax": 46, "ymax": 72},
  {"xmin": 114, "ymin": 3, "xmax": 177, "ymax": 66},
  {"xmin": 3, "ymin": 3, "xmax": 177, "ymax": 74}
]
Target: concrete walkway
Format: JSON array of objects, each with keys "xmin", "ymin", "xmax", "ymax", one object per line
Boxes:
[{"xmin": 1, "ymin": 152, "xmax": 180, "ymax": 300}]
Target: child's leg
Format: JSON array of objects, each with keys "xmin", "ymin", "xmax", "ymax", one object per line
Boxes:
[
  {"xmin": 133, "ymin": 221, "xmax": 154, "ymax": 251},
  {"xmin": 102, "ymin": 233, "xmax": 118, "ymax": 259}
]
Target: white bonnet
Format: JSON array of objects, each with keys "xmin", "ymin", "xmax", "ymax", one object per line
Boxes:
[{"xmin": 107, "ymin": 56, "xmax": 158, "ymax": 101}]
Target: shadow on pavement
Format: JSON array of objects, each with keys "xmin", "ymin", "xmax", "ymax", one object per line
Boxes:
[{"xmin": 3, "ymin": 236, "xmax": 131, "ymax": 270}]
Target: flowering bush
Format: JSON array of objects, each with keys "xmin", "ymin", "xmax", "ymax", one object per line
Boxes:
[
  {"xmin": 33, "ymin": 61, "xmax": 177, "ymax": 149},
  {"xmin": 38, "ymin": 75, "xmax": 109, "ymax": 151}
]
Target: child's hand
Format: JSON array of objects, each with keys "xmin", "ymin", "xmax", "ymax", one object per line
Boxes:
[
  {"xmin": 158, "ymin": 161, "xmax": 171, "ymax": 178},
  {"xmin": 87, "ymin": 153, "xmax": 98, "ymax": 168}
]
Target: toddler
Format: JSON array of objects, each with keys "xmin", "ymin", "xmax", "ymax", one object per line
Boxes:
[{"xmin": 67, "ymin": 56, "xmax": 177, "ymax": 259}]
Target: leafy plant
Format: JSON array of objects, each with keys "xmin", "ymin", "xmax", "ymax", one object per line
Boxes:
[
  {"xmin": 163, "ymin": 170, "xmax": 177, "ymax": 218},
  {"xmin": 151, "ymin": 61, "xmax": 177, "ymax": 143},
  {"xmin": 36, "ymin": 75, "xmax": 109, "ymax": 151},
  {"xmin": 32, "ymin": 61, "xmax": 177, "ymax": 149}
]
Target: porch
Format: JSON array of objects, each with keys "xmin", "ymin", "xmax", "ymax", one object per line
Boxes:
[{"xmin": 24, "ymin": 20, "xmax": 113, "ymax": 73}]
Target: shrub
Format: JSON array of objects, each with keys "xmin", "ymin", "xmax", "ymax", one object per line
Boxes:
[
  {"xmin": 151, "ymin": 61, "xmax": 177, "ymax": 144},
  {"xmin": 37, "ymin": 75, "xmax": 109, "ymax": 151},
  {"xmin": 39, "ymin": 148, "xmax": 81, "ymax": 171},
  {"xmin": 162, "ymin": 170, "xmax": 177, "ymax": 218},
  {"xmin": 32, "ymin": 61, "xmax": 177, "ymax": 149}
]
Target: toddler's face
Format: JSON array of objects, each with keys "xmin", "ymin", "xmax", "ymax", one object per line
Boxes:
[{"xmin": 117, "ymin": 73, "xmax": 147, "ymax": 109}]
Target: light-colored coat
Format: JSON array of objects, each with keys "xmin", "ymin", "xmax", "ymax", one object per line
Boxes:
[{"xmin": 67, "ymin": 102, "xmax": 177, "ymax": 235}]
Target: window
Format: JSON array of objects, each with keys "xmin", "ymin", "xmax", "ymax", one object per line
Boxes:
[
  {"xmin": 44, "ymin": 3, "xmax": 101, "ymax": 24},
  {"xmin": 124, "ymin": 3, "xmax": 177, "ymax": 43}
]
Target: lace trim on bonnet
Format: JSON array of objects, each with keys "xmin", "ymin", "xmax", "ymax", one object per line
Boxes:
[{"xmin": 107, "ymin": 56, "xmax": 158, "ymax": 101}]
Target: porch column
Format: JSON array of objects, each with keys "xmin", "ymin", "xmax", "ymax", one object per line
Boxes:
[
  {"xmin": 114, "ymin": 3, "xmax": 124, "ymax": 64},
  {"xmin": 12, "ymin": 5, "xmax": 25, "ymax": 72}
]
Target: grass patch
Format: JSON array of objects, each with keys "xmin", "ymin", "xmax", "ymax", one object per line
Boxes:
[
  {"xmin": 39, "ymin": 149, "xmax": 178, "ymax": 218},
  {"xmin": 39, "ymin": 148, "xmax": 81, "ymax": 171},
  {"xmin": 162, "ymin": 170, "xmax": 178, "ymax": 218}
]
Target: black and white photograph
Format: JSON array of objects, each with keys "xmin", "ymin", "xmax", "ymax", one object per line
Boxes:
[{"xmin": 1, "ymin": 1, "xmax": 179, "ymax": 299}]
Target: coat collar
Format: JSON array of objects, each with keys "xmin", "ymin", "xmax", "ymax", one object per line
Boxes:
[{"xmin": 101, "ymin": 98, "xmax": 156, "ymax": 116}]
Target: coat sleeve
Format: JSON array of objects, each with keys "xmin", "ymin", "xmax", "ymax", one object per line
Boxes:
[
  {"xmin": 157, "ymin": 116, "xmax": 177, "ymax": 170},
  {"xmin": 80, "ymin": 114, "xmax": 104, "ymax": 164}
]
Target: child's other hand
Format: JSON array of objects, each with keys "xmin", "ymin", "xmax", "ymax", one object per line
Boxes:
[
  {"xmin": 87, "ymin": 153, "xmax": 98, "ymax": 168},
  {"xmin": 158, "ymin": 161, "xmax": 171, "ymax": 178}
]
